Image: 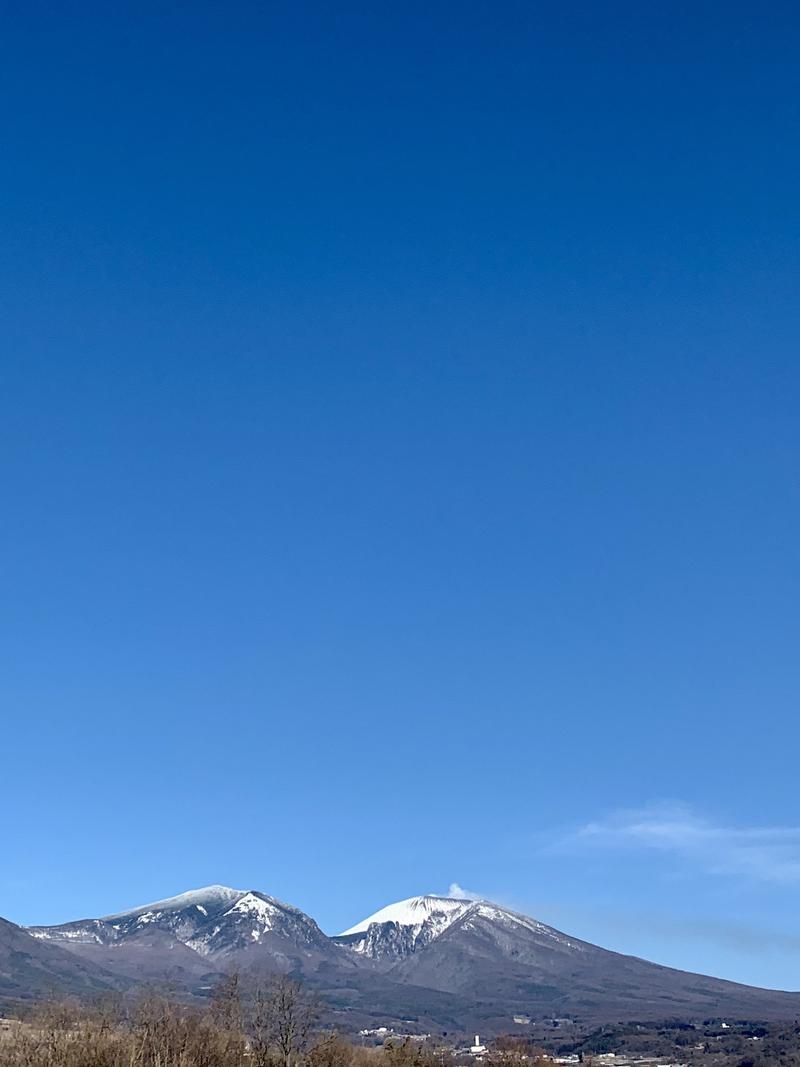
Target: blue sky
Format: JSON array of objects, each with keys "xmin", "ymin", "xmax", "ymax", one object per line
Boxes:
[{"xmin": 2, "ymin": 1, "xmax": 800, "ymax": 990}]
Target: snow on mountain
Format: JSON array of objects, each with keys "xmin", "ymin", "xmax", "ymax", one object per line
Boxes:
[
  {"xmin": 334, "ymin": 894, "xmax": 592, "ymax": 965},
  {"xmin": 457, "ymin": 900, "xmax": 583, "ymax": 948},
  {"xmin": 335, "ymin": 895, "xmax": 475, "ymax": 961},
  {"xmin": 341, "ymin": 895, "xmax": 473, "ymax": 936},
  {"xmin": 29, "ymin": 886, "xmax": 350, "ymax": 977},
  {"xmin": 0, "ymin": 916, "xmax": 119, "ymax": 999},
  {"xmin": 30, "ymin": 885, "xmax": 249, "ymax": 948},
  {"xmin": 22, "ymin": 886, "xmax": 800, "ymax": 1029},
  {"xmin": 102, "ymin": 885, "xmax": 244, "ymax": 922}
]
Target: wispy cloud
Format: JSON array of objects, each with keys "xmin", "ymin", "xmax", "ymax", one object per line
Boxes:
[
  {"xmin": 560, "ymin": 802, "xmax": 800, "ymax": 884},
  {"xmin": 447, "ymin": 882, "xmax": 483, "ymax": 900}
]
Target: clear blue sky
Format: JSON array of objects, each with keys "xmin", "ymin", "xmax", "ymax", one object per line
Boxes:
[{"xmin": 3, "ymin": 1, "xmax": 800, "ymax": 990}]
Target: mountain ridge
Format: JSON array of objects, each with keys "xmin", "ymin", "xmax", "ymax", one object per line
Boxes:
[
  {"xmin": 10, "ymin": 885, "xmax": 800, "ymax": 1030},
  {"xmin": 0, "ymin": 915, "xmax": 120, "ymax": 1003},
  {"xmin": 30, "ymin": 886, "xmax": 353, "ymax": 975}
]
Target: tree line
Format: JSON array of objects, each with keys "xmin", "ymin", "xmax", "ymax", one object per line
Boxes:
[{"xmin": 0, "ymin": 976, "xmax": 553, "ymax": 1067}]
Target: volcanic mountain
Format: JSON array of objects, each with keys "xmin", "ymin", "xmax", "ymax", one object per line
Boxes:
[
  {"xmin": 29, "ymin": 886, "xmax": 355, "ymax": 985},
  {"xmin": 17, "ymin": 887, "xmax": 800, "ymax": 1031},
  {"xmin": 335, "ymin": 895, "xmax": 473, "ymax": 960},
  {"xmin": 333, "ymin": 894, "xmax": 800, "ymax": 1024}
]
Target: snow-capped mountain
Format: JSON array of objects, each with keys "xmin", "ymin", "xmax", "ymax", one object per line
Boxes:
[
  {"xmin": 334, "ymin": 895, "xmax": 474, "ymax": 959},
  {"xmin": 334, "ymin": 894, "xmax": 586, "ymax": 960},
  {"xmin": 14, "ymin": 886, "xmax": 800, "ymax": 1029},
  {"xmin": 333, "ymin": 893, "xmax": 800, "ymax": 1023},
  {"xmin": 29, "ymin": 886, "xmax": 353, "ymax": 982},
  {"xmin": 333, "ymin": 895, "xmax": 589, "ymax": 967},
  {"xmin": 30, "ymin": 886, "xmax": 242, "ymax": 949}
]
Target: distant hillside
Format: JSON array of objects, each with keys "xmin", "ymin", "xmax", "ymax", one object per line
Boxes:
[{"xmin": 0, "ymin": 916, "xmax": 117, "ymax": 1005}]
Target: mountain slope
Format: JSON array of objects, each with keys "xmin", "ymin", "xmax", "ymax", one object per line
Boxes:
[
  {"xmin": 0, "ymin": 916, "xmax": 117, "ymax": 1004},
  {"xmin": 337, "ymin": 896, "xmax": 800, "ymax": 1023},
  {"xmin": 335, "ymin": 896, "xmax": 473, "ymax": 960},
  {"xmin": 30, "ymin": 886, "xmax": 357, "ymax": 985},
  {"xmin": 17, "ymin": 888, "xmax": 800, "ymax": 1030}
]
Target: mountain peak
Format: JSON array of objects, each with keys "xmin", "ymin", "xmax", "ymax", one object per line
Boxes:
[
  {"xmin": 340, "ymin": 894, "xmax": 476, "ymax": 937},
  {"xmin": 31, "ymin": 884, "xmax": 345, "ymax": 976},
  {"xmin": 101, "ymin": 885, "xmax": 244, "ymax": 921},
  {"xmin": 19, "ymin": 886, "xmax": 800, "ymax": 1029},
  {"xmin": 335, "ymin": 895, "xmax": 560, "ymax": 964}
]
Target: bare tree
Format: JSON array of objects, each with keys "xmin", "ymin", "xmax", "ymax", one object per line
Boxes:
[
  {"xmin": 308, "ymin": 1033, "xmax": 355, "ymax": 1067},
  {"xmin": 211, "ymin": 971, "xmax": 244, "ymax": 1034},
  {"xmin": 248, "ymin": 976, "xmax": 317, "ymax": 1067}
]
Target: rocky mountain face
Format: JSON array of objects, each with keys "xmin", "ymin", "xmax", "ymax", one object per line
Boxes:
[
  {"xmin": 332, "ymin": 895, "xmax": 800, "ymax": 1025},
  {"xmin": 29, "ymin": 886, "xmax": 354, "ymax": 984},
  {"xmin": 347, "ymin": 897, "xmax": 800, "ymax": 1022},
  {"xmin": 334, "ymin": 895, "xmax": 473, "ymax": 960},
  {"xmin": 9, "ymin": 887, "xmax": 800, "ymax": 1031}
]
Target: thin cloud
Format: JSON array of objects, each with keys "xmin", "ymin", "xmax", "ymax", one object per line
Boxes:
[
  {"xmin": 561, "ymin": 802, "xmax": 800, "ymax": 884},
  {"xmin": 447, "ymin": 882, "xmax": 483, "ymax": 900}
]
